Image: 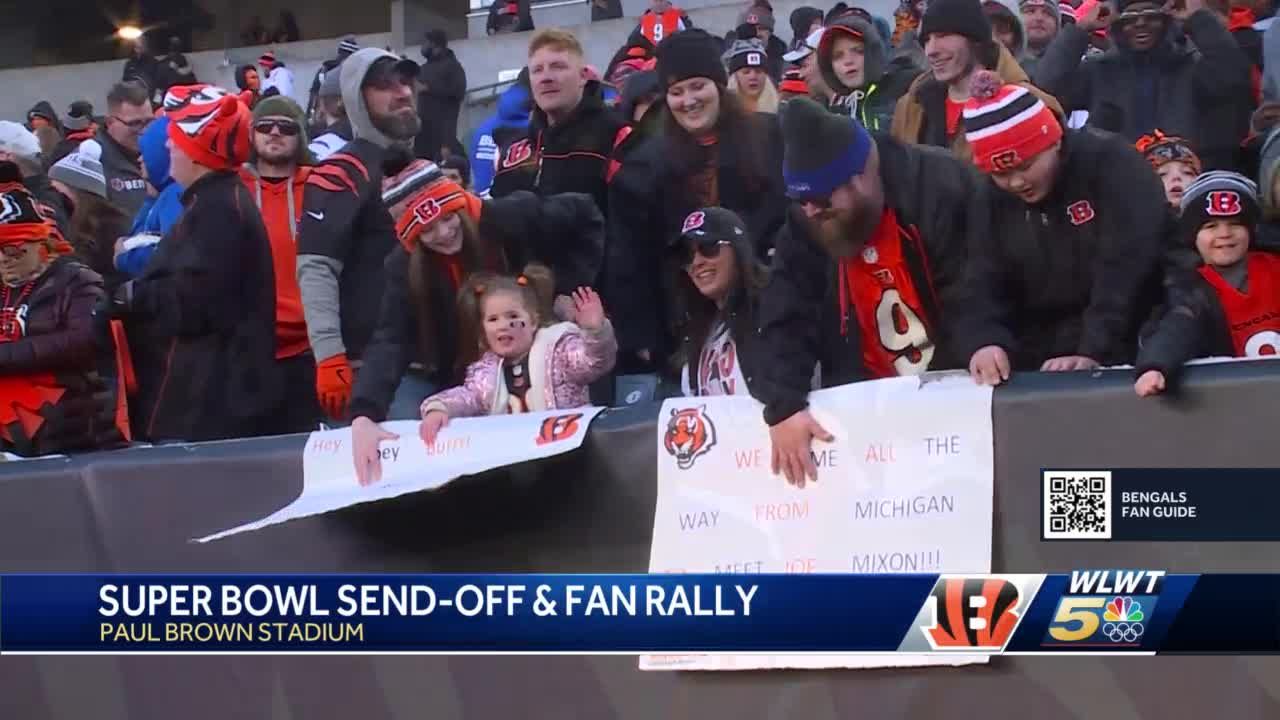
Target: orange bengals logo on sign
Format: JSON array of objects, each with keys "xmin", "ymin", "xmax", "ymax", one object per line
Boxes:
[
  {"xmin": 663, "ymin": 406, "xmax": 717, "ymax": 470},
  {"xmin": 536, "ymin": 413, "xmax": 584, "ymax": 446},
  {"xmin": 921, "ymin": 577, "xmax": 1022, "ymax": 650}
]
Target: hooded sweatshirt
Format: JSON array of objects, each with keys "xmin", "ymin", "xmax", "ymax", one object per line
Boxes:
[
  {"xmin": 471, "ymin": 79, "xmax": 533, "ymax": 196},
  {"xmin": 296, "ymin": 48, "xmax": 410, "ymax": 364},
  {"xmin": 820, "ymin": 15, "xmax": 922, "ymax": 131},
  {"xmin": 118, "ymin": 117, "xmax": 184, "ymax": 278}
]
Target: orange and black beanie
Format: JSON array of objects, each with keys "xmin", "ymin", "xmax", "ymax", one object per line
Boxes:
[{"xmin": 164, "ymin": 85, "xmax": 252, "ymax": 172}]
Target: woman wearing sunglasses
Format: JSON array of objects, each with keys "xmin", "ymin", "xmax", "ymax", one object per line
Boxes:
[
  {"xmin": 672, "ymin": 207, "xmax": 768, "ymax": 397},
  {"xmin": 0, "ymin": 171, "xmax": 125, "ymax": 456}
]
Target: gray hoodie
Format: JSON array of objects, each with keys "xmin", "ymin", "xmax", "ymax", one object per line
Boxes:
[{"xmin": 340, "ymin": 48, "xmax": 415, "ymax": 149}]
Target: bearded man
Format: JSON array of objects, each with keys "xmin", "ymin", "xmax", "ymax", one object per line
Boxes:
[{"xmin": 752, "ymin": 98, "xmax": 987, "ymax": 487}]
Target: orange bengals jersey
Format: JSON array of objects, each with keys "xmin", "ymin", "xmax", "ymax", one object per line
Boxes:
[
  {"xmin": 840, "ymin": 208, "xmax": 937, "ymax": 379},
  {"xmin": 1199, "ymin": 252, "xmax": 1280, "ymax": 358},
  {"xmin": 640, "ymin": 8, "xmax": 686, "ymax": 44}
]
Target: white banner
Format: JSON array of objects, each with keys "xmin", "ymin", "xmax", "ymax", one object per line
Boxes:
[
  {"xmin": 644, "ymin": 375, "xmax": 994, "ymax": 671},
  {"xmin": 196, "ymin": 408, "xmax": 604, "ymax": 542}
]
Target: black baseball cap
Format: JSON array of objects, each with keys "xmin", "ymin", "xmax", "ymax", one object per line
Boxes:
[{"xmin": 677, "ymin": 207, "xmax": 748, "ymax": 246}]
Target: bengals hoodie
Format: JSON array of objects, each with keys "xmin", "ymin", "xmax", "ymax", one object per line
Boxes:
[{"xmin": 296, "ymin": 49, "xmax": 408, "ymax": 365}]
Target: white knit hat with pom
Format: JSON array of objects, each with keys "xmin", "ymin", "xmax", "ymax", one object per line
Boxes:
[{"xmin": 48, "ymin": 139, "xmax": 107, "ymax": 199}]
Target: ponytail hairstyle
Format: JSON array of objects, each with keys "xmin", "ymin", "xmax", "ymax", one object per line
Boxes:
[{"xmin": 455, "ymin": 263, "xmax": 557, "ymax": 364}]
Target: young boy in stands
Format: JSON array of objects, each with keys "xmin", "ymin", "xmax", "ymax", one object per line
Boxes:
[
  {"xmin": 1135, "ymin": 172, "xmax": 1280, "ymax": 396},
  {"xmin": 1136, "ymin": 130, "xmax": 1201, "ymax": 209}
]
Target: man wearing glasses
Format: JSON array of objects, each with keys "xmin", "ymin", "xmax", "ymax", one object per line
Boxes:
[
  {"xmin": 97, "ymin": 81, "xmax": 154, "ymax": 218},
  {"xmin": 752, "ymin": 98, "xmax": 983, "ymax": 488},
  {"xmin": 297, "ymin": 49, "xmax": 422, "ymax": 423},
  {"xmin": 1031, "ymin": 0, "xmax": 1251, "ymax": 170},
  {"xmin": 240, "ymin": 95, "xmax": 322, "ymax": 433}
]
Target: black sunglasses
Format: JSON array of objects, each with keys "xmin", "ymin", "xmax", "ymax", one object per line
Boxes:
[
  {"xmin": 253, "ymin": 119, "xmax": 300, "ymax": 136},
  {"xmin": 680, "ymin": 237, "xmax": 731, "ymax": 268},
  {"xmin": 1116, "ymin": 8, "xmax": 1166, "ymax": 23}
]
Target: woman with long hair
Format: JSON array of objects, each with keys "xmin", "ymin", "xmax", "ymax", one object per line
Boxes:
[
  {"xmin": 671, "ymin": 207, "xmax": 768, "ymax": 396},
  {"xmin": 724, "ymin": 39, "xmax": 780, "ymax": 114},
  {"xmin": 348, "ymin": 166, "xmax": 604, "ymax": 484},
  {"xmin": 604, "ymin": 29, "xmax": 785, "ymax": 386},
  {"xmin": 47, "ymin": 140, "xmax": 128, "ymax": 291}
]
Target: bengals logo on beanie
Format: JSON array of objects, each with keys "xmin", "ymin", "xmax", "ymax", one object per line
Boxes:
[
  {"xmin": 164, "ymin": 85, "xmax": 251, "ymax": 172},
  {"xmin": 0, "ymin": 164, "xmax": 54, "ymax": 247},
  {"xmin": 394, "ymin": 176, "xmax": 483, "ymax": 252}
]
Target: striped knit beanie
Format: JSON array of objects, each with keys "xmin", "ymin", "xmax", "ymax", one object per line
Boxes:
[
  {"xmin": 962, "ymin": 70, "xmax": 1062, "ymax": 173},
  {"xmin": 164, "ymin": 85, "xmax": 252, "ymax": 172},
  {"xmin": 1179, "ymin": 171, "xmax": 1259, "ymax": 247}
]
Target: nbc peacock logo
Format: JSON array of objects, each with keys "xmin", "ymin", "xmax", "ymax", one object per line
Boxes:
[{"xmin": 1102, "ymin": 596, "xmax": 1145, "ymax": 643}]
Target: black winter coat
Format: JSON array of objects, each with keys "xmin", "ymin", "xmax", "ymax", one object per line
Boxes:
[
  {"xmin": 603, "ymin": 112, "xmax": 786, "ymax": 369},
  {"xmin": 1032, "ymin": 12, "xmax": 1252, "ymax": 170},
  {"xmin": 489, "ymin": 81, "xmax": 630, "ymax": 217},
  {"xmin": 752, "ymin": 135, "xmax": 983, "ymax": 426},
  {"xmin": 124, "ymin": 171, "xmax": 279, "ymax": 442},
  {"xmin": 952, "ymin": 129, "xmax": 1171, "ymax": 370},
  {"xmin": 414, "ymin": 49, "xmax": 468, "ymax": 161},
  {"xmin": 0, "ymin": 258, "xmax": 123, "ymax": 457},
  {"xmin": 1133, "ymin": 265, "xmax": 1235, "ymax": 387},
  {"xmin": 348, "ymin": 191, "xmax": 605, "ymax": 422}
]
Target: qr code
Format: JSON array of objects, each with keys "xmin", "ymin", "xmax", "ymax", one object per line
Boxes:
[{"xmin": 1043, "ymin": 471, "xmax": 1112, "ymax": 540}]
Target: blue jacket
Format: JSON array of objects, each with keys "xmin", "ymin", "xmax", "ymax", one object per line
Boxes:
[
  {"xmin": 119, "ymin": 117, "xmax": 184, "ymax": 277},
  {"xmin": 470, "ymin": 82, "xmax": 532, "ymax": 196}
]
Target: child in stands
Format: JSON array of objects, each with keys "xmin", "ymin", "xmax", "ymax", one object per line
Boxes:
[
  {"xmin": 1135, "ymin": 172, "xmax": 1280, "ymax": 396},
  {"xmin": 418, "ymin": 265, "xmax": 616, "ymax": 443}
]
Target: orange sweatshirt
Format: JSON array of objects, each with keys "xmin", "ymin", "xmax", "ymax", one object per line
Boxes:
[{"xmin": 239, "ymin": 167, "xmax": 311, "ymax": 360}]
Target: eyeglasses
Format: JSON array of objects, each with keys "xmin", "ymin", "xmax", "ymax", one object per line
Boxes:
[
  {"xmin": 110, "ymin": 115, "xmax": 150, "ymax": 132},
  {"xmin": 680, "ymin": 238, "xmax": 731, "ymax": 268},
  {"xmin": 1116, "ymin": 8, "xmax": 1166, "ymax": 23},
  {"xmin": 253, "ymin": 119, "xmax": 300, "ymax": 136}
]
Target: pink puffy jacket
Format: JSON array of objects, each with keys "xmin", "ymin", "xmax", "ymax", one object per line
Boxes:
[{"xmin": 421, "ymin": 321, "xmax": 617, "ymax": 418}]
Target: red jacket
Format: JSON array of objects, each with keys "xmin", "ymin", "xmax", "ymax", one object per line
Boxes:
[{"xmin": 240, "ymin": 166, "xmax": 311, "ymax": 360}]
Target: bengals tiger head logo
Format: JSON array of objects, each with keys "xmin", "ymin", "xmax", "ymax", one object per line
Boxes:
[{"xmin": 663, "ymin": 406, "xmax": 717, "ymax": 470}]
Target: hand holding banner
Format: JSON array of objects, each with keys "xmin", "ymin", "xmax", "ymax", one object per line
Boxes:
[{"xmin": 196, "ymin": 408, "xmax": 604, "ymax": 542}]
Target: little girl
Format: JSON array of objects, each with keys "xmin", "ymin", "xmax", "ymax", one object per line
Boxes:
[{"xmin": 419, "ymin": 264, "xmax": 617, "ymax": 443}]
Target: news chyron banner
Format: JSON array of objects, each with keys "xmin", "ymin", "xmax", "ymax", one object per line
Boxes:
[
  {"xmin": 646, "ymin": 375, "xmax": 996, "ymax": 671},
  {"xmin": 4, "ymin": 571, "xmax": 1279, "ymax": 654},
  {"xmin": 197, "ymin": 408, "xmax": 603, "ymax": 541}
]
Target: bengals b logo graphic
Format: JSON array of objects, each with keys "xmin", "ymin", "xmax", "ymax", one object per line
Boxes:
[
  {"xmin": 536, "ymin": 413, "xmax": 583, "ymax": 446},
  {"xmin": 990, "ymin": 150, "xmax": 1021, "ymax": 171},
  {"xmin": 503, "ymin": 139, "xmax": 533, "ymax": 169},
  {"xmin": 1206, "ymin": 190, "xmax": 1242, "ymax": 216},
  {"xmin": 921, "ymin": 577, "xmax": 1022, "ymax": 650},
  {"xmin": 1067, "ymin": 200, "xmax": 1095, "ymax": 226}
]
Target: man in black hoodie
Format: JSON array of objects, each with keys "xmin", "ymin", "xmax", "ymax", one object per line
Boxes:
[
  {"xmin": 296, "ymin": 49, "xmax": 422, "ymax": 422},
  {"xmin": 1032, "ymin": 0, "xmax": 1252, "ymax": 170},
  {"xmin": 414, "ymin": 29, "xmax": 468, "ymax": 161}
]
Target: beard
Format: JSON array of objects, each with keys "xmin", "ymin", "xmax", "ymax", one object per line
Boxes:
[
  {"xmin": 372, "ymin": 106, "xmax": 422, "ymax": 141},
  {"xmin": 255, "ymin": 143, "xmax": 296, "ymax": 165},
  {"xmin": 808, "ymin": 205, "xmax": 877, "ymax": 259}
]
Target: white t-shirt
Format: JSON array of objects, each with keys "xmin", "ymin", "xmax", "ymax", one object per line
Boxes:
[{"xmin": 681, "ymin": 322, "xmax": 749, "ymax": 397}]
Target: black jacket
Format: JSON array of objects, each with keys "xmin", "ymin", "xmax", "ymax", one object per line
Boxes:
[
  {"xmin": 296, "ymin": 138, "xmax": 398, "ymax": 364},
  {"xmin": 952, "ymin": 129, "xmax": 1171, "ymax": 370},
  {"xmin": 602, "ymin": 112, "xmax": 786, "ymax": 369},
  {"xmin": 414, "ymin": 49, "xmax": 468, "ymax": 161},
  {"xmin": 348, "ymin": 191, "xmax": 606, "ymax": 421},
  {"xmin": 1032, "ymin": 12, "xmax": 1252, "ymax": 170},
  {"xmin": 752, "ymin": 135, "xmax": 983, "ymax": 426},
  {"xmin": 821, "ymin": 16, "xmax": 922, "ymax": 132},
  {"xmin": 0, "ymin": 258, "xmax": 124, "ymax": 457},
  {"xmin": 96, "ymin": 128, "xmax": 148, "ymax": 220},
  {"xmin": 1133, "ymin": 265, "xmax": 1235, "ymax": 386},
  {"xmin": 489, "ymin": 81, "xmax": 630, "ymax": 216},
  {"xmin": 124, "ymin": 171, "xmax": 279, "ymax": 442}
]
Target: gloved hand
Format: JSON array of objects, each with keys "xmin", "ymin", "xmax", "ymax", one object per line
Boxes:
[{"xmin": 316, "ymin": 353, "xmax": 353, "ymax": 420}]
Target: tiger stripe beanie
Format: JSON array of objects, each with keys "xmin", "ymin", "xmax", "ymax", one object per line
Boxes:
[{"xmin": 164, "ymin": 84, "xmax": 252, "ymax": 172}]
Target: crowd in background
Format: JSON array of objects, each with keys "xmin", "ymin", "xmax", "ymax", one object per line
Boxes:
[{"xmin": 3, "ymin": 0, "xmax": 1280, "ymax": 488}]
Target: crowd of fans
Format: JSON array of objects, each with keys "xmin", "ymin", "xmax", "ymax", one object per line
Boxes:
[{"xmin": 3, "ymin": 0, "xmax": 1280, "ymax": 489}]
